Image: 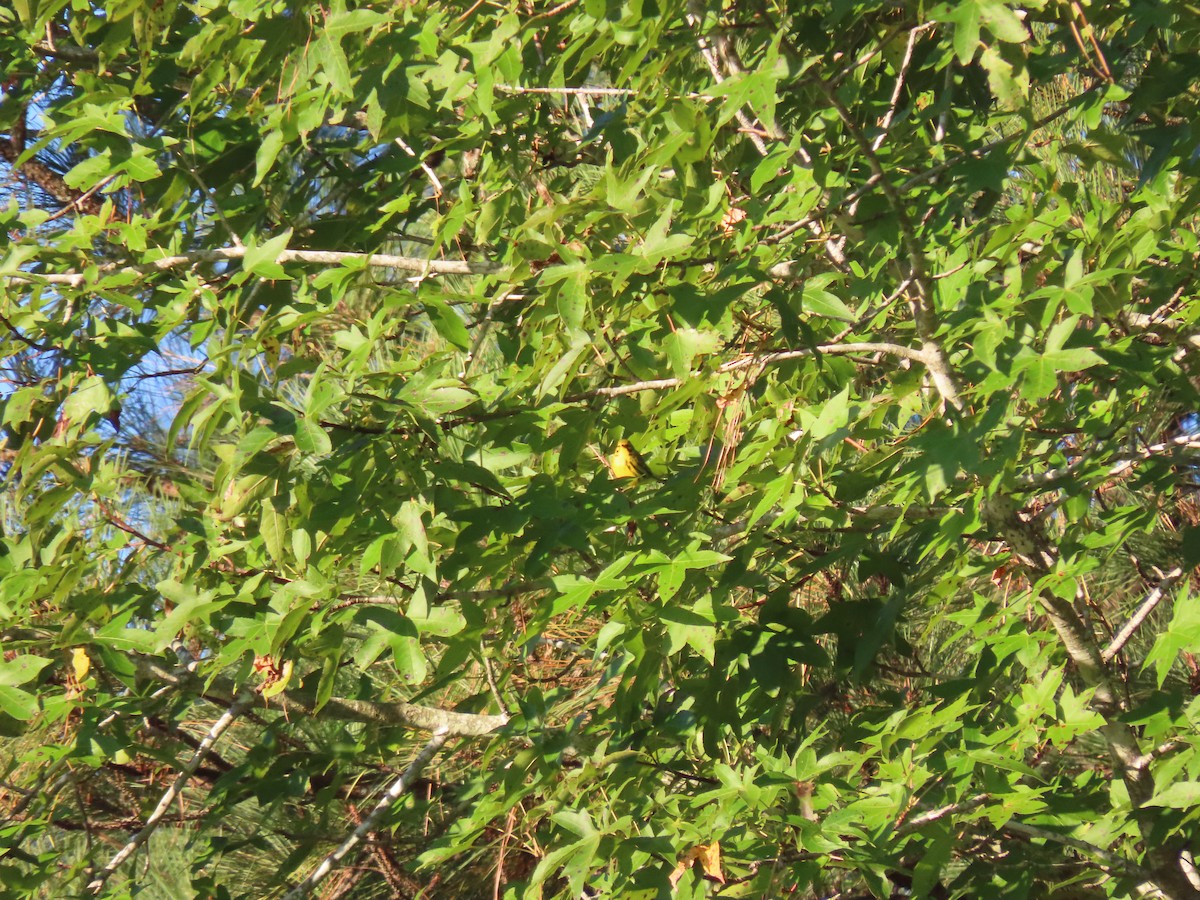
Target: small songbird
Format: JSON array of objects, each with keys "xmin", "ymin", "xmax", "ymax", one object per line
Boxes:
[{"xmin": 609, "ymin": 439, "xmax": 652, "ymax": 480}]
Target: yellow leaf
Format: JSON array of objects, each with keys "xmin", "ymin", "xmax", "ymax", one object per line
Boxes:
[
  {"xmin": 71, "ymin": 647, "xmax": 91, "ymax": 681},
  {"xmin": 696, "ymin": 842, "xmax": 724, "ymax": 884}
]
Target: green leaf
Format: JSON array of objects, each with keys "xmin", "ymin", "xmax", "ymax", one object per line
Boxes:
[
  {"xmin": 606, "ymin": 164, "xmax": 656, "ymax": 213},
  {"xmin": 243, "ymin": 229, "xmax": 293, "ymax": 278},
  {"xmin": 63, "ymin": 151, "xmax": 116, "ymax": 190},
  {"xmin": 390, "ymin": 634, "xmax": 427, "ymax": 685},
  {"xmin": 1146, "ymin": 781, "xmax": 1200, "ymax": 808},
  {"xmin": 254, "ymin": 130, "xmax": 285, "ymax": 186},
  {"xmin": 294, "ymin": 418, "xmax": 332, "ymax": 455},
  {"xmin": 980, "ymin": 1, "xmax": 1029, "ymax": 43},
  {"xmin": 424, "ymin": 299, "xmax": 472, "ymax": 351},
  {"xmin": 663, "ymin": 327, "xmax": 720, "ymax": 378},
  {"xmin": 0, "ymin": 685, "xmax": 37, "ymax": 720},
  {"xmin": 1145, "ymin": 586, "xmax": 1200, "ymax": 687},
  {"xmin": 323, "ymin": 8, "xmax": 386, "ymax": 37},
  {"xmin": 318, "ymin": 32, "xmax": 353, "ymax": 97},
  {"xmin": 980, "ymin": 45, "xmax": 1029, "ymax": 111},
  {"xmin": 952, "ymin": 3, "xmax": 980, "ymax": 63},
  {"xmin": 0, "ymin": 655, "xmax": 53, "ymax": 687},
  {"xmin": 313, "ymin": 651, "xmax": 341, "ymax": 713},
  {"xmin": 801, "ymin": 282, "xmax": 854, "ymax": 321},
  {"xmin": 153, "ymin": 581, "xmax": 226, "ymax": 649},
  {"xmin": 291, "ymin": 527, "xmax": 312, "ymax": 566},
  {"xmin": 260, "ymin": 499, "xmax": 286, "ymax": 565},
  {"xmin": 61, "ymin": 376, "xmax": 115, "ymax": 426}
]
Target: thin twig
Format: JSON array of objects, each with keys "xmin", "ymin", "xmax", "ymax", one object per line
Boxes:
[
  {"xmin": 480, "ymin": 650, "xmax": 513, "ymax": 716},
  {"xmin": 686, "ymin": 2, "xmax": 772, "ymax": 158},
  {"xmin": 580, "ymin": 341, "xmax": 928, "ymax": 397},
  {"xmin": 134, "ymin": 657, "xmax": 508, "ymax": 737},
  {"xmin": 42, "ymin": 172, "xmax": 119, "ymax": 224},
  {"xmin": 394, "ymin": 136, "xmax": 444, "ymax": 199},
  {"xmin": 772, "ymin": 83, "xmax": 1102, "ymax": 247},
  {"xmin": 817, "ymin": 82, "xmax": 963, "ymax": 411},
  {"xmin": 828, "ymin": 22, "xmax": 908, "ymax": 88},
  {"xmin": 101, "ymin": 504, "xmax": 177, "ymax": 554},
  {"xmin": 870, "ymin": 25, "xmax": 928, "ymax": 152},
  {"xmin": 896, "ymin": 793, "xmax": 988, "ymax": 834},
  {"xmin": 0, "ymin": 310, "xmax": 55, "ymax": 352},
  {"xmin": 934, "ymin": 63, "xmax": 954, "ymax": 143},
  {"xmin": 185, "ymin": 167, "xmax": 244, "ymax": 247},
  {"xmin": 437, "ymin": 340, "xmax": 931, "ymax": 429},
  {"xmin": 496, "ymin": 84, "xmax": 639, "ymax": 97}
]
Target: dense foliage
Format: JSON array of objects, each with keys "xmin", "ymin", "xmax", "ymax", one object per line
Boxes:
[{"xmin": 3, "ymin": 1, "xmax": 1200, "ymax": 897}]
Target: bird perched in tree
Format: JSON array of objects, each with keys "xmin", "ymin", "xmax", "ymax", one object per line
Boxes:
[{"xmin": 609, "ymin": 439, "xmax": 652, "ymax": 480}]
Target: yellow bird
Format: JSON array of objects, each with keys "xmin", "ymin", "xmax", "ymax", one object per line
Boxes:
[{"xmin": 609, "ymin": 439, "xmax": 652, "ymax": 480}]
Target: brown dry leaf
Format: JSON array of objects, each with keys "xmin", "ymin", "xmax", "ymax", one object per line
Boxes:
[
  {"xmin": 668, "ymin": 842, "xmax": 725, "ymax": 888},
  {"xmin": 991, "ymin": 564, "xmax": 1009, "ymax": 587},
  {"xmin": 721, "ymin": 206, "xmax": 747, "ymax": 236},
  {"xmin": 667, "ymin": 857, "xmax": 690, "ymax": 889}
]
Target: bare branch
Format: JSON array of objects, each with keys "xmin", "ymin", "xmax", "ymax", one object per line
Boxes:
[
  {"xmin": 1109, "ymin": 438, "xmax": 1200, "ymax": 478},
  {"xmin": 1103, "ymin": 567, "xmax": 1186, "ymax": 662},
  {"xmin": 0, "ymin": 310, "xmax": 56, "ymax": 352},
  {"xmin": 896, "ymin": 794, "xmax": 988, "ymax": 834},
  {"xmin": 496, "ymin": 84, "xmax": 639, "ymax": 97},
  {"xmin": 394, "ymin": 136, "xmax": 444, "ymax": 199},
  {"xmin": 870, "ymin": 25, "xmax": 930, "ymax": 152},
  {"xmin": 134, "ymin": 657, "xmax": 508, "ymax": 737},
  {"xmin": 726, "ymin": 341, "xmax": 932, "ymax": 369},
  {"xmin": 85, "ymin": 688, "xmax": 256, "ymax": 894},
  {"xmin": 432, "ymin": 339, "xmax": 933, "ymax": 431},
  {"xmin": 817, "ymin": 84, "xmax": 963, "ymax": 411},
  {"xmin": 281, "ymin": 729, "xmax": 449, "ymax": 899},
  {"xmin": 686, "ymin": 2, "xmax": 773, "ymax": 158},
  {"xmin": 599, "ymin": 341, "xmax": 929, "ymax": 396},
  {"xmin": 1017, "ymin": 435, "xmax": 1200, "ymax": 490},
  {"xmin": 1131, "ymin": 740, "xmax": 1183, "ymax": 772},
  {"xmin": 2, "ymin": 246, "xmax": 500, "ymax": 290},
  {"xmin": 1000, "ymin": 820, "xmax": 1156, "ymax": 881}
]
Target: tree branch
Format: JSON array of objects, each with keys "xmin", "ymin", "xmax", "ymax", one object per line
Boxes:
[
  {"xmin": 85, "ymin": 687, "xmax": 255, "ymax": 894},
  {"xmin": 1016, "ymin": 435, "xmax": 1200, "ymax": 490},
  {"xmin": 817, "ymin": 83, "xmax": 963, "ymax": 411},
  {"xmin": 686, "ymin": 2, "xmax": 773, "ymax": 158},
  {"xmin": 576, "ymin": 341, "xmax": 931, "ymax": 397},
  {"xmin": 0, "ymin": 310, "xmax": 56, "ymax": 353},
  {"xmin": 434, "ymin": 339, "xmax": 932, "ymax": 429},
  {"xmin": 870, "ymin": 24, "xmax": 932, "ymax": 152},
  {"xmin": 981, "ymin": 497, "xmax": 1200, "ymax": 899},
  {"xmin": 2, "ymin": 245, "xmax": 500, "ymax": 290},
  {"xmin": 1000, "ymin": 820, "xmax": 1156, "ymax": 881},
  {"xmin": 280, "ymin": 729, "xmax": 449, "ymax": 899},
  {"xmin": 134, "ymin": 657, "xmax": 508, "ymax": 737},
  {"xmin": 895, "ymin": 793, "xmax": 988, "ymax": 834},
  {"xmin": 0, "ymin": 136, "xmax": 104, "ymax": 215},
  {"xmin": 1102, "ymin": 567, "xmax": 1186, "ymax": 662}
]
